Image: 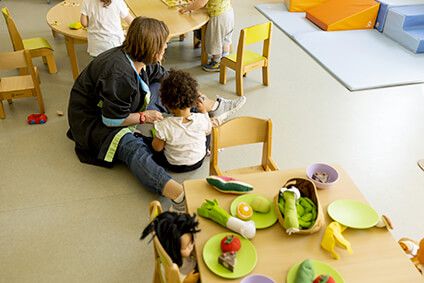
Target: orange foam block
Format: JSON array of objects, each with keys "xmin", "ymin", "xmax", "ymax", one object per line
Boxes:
[
  {"xmin": 306, "ymin": 0, "xmax": 380, "ymax": 31},
  {"xmin": 284, "ymin": 0, "xmax": 326, "ymax": 12}
]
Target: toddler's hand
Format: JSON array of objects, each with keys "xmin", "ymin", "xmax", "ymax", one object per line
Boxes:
[
  {"xmin": 143, "ymin": 110, "xmax": 163, "ymax": 123},
  {"xmin": 196, "ymin": 96, "xmax": 207, "ymax": 113}
]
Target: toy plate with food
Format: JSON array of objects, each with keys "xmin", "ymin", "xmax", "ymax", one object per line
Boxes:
[
  {"xmin": 202, "ymin": 232, "xmax": 257, "ymax": 279},
  {"xmin": 286, "ymin": 259, "xmax": 344, "ymax": 283},
  {"xmin": 230, "ymin": 194, "xmax": 277, "ymax": 229}
]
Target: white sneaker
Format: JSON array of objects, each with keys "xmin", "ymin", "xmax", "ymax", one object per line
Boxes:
[
  {"xmin": 209, "ymin": 96, "xmax": 246, "ymax": 125},
  {"xmin": 169, "ymin": 199, "xmax": 186, "ymax": 213}
]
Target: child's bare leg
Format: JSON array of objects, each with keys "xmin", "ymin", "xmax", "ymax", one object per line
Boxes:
[
  {"xmin": 162, "ymin": 179, "xmax": 183, "ymax": 200},
  {"xmin": 162, "ymin": 179, "xmax": 186, "ymax": 213}
]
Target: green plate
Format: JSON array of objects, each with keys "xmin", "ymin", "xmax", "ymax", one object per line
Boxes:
[
  {"xmin": 327, "ymin": 199, "xmax": 379, "ymax": 229},
  {"xmin": 286, "ymin": 259, "xmax": 344, "ymax": 283},
  {"xmin": 202, "ymin": 232, "xmax": 257, "ymax": 279},
  {"xmin": 230, "ymin": 194, "xmax": 277, "ymax": 229}
]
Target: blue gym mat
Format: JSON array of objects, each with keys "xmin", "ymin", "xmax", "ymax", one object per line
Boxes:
[{"xmin": 255, "ymin": 3, "xmax": 424, "ymax": 91}]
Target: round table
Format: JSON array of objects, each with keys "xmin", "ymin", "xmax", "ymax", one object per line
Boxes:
[{"xmin": 46, "ymin": 0, "xmax": 209, "ymax": 79}]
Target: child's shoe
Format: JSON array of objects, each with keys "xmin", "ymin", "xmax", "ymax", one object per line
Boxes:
[
  {"xmin": 169, "ymin": 199, "xmax": 186, "ymax": 214},
  {"xmin": 202, "ymin": 60, "xmax": 220, "ymax": 72}
]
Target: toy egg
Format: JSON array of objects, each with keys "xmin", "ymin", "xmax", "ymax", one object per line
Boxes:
[
  {"xmin": 250, "ymin": 195, "xmax": 271, "ymax": 213},
  {"xmin": 236, "ymin": 202, "xmax": 253, "ymax": 220}
]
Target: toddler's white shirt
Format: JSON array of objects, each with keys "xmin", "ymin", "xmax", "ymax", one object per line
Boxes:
[
  {"xmin": 154, "ymin": 113, "xmax": 212, "ymax": 166},
  {"xmin": 81, "ymin": 0, "xmax": 129, "ymax": 56}
]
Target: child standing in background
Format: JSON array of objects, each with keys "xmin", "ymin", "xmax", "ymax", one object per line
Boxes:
[
  {"xmin": 80, "ymin": 0, "xmax": 134, "ymax": 57},
  {"xmin": 151, "ymin": 69, "xmax": 212, "ymax": 173},
  {"xmin": 179, "ymin": 0, "xmax": 234, "ymax": 72}
]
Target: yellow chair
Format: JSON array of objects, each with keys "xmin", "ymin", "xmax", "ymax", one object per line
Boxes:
[
  {"xmin": 0, "ymin": 50, "xmax": 45, "ymax": 119},
  {"xmin": 2, "ymin": 7, "xmax": 57, "ymax": 74},
  {"xmin": 219, "ymin": 22, "xmax": 272, "ymax": 96},
  {"xmin": 210, "ymin": 116, "xmax": 279, "ymax": 176},
  {"xmin": 148, "ymin": 201, "xmax": 183, "ymax": 283}
]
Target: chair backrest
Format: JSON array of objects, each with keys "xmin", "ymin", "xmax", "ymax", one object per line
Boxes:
[
  {"xmin": 148, "ymin": 201, "xmax": 183, "ymax": 283},
  {"xmin": 2, "ymin": 7, "xmax": 25, "ymax": 51},
  {"xmin": 236, "ymin": 22, "xmax": 272, "ymax": 61},
  {"xmin": 0, "ymin": 50, "xmax": 36, "ymax": 79},
  {"xmin": 210, "ymin": 116, "xmax": 279, "ymax": 176}
]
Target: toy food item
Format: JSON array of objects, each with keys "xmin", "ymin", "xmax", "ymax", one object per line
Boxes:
[
  {"xmin": 250, "ymin": 195, "xmax": 271, "ymax": 213},
  {"xmin": 236, "ymin": 202, "xmax": 253, "ymax": 220},
  {"xmin": 280, "ymin": 187, "xmax": 301, "ymax": 234},
  {"xmin": 313, "ymin": 274, "xmax": 336, "ymax": 283},
  {"xmin": 312, "ymin": 171, "xmax": 329, "ymax": 183},
  {"xmin": 295, "ymin": 259, "xmax": 314, "ymax": 283},
  {"xmin": 218, "ymin": 251, "xmax": 237, "ymax": 272},
  {"xmin": 68, "ymin": 21, "xmax": 83, "ymax": 30},
  {"xmin": 220, "ymin": 235, "xmax": 241, "ymax": 253},
  {"xmin": 321, "ymin": 221, "xmax": 352, "ymax": 260},
  {"xmin": 206, "ymin": 176, "xmax": 253, "ymax": 194},
  {"xmin": 197, "ymin": 199, "xmax": 256, "ymax": 239},
  {"xmin": 399, "ymin": 237, "xmax": 424, "ymax": 274}
]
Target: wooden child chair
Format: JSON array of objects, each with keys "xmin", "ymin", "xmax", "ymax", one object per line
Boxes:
[
  {"xmin": 210, "ymin": 116, "xmax": 279, "ymax": 176},
  {"xmin": 148, "ymin": 201, "xmax": 183, "ymax": 283},
  {"xmin": 2, "ymin": 7, "xmax": 57, "ymax": 74},
  {"xmin": 0, "ymin": 50, "xmax": 45, "ymax": 119},
  {"xmin": 219, "ymin": 22, "xmax": 272, "ymax": 96}
]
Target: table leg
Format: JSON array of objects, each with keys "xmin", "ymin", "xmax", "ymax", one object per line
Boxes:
[
  {"xmin": 200, "ymin": 24, "xmax": 208, "ymax": 65},
  {"xmin": 65, "ymin": 36, "xmax": 79, "ymax": 80}
]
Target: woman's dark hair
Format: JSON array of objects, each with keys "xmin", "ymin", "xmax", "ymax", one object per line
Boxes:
[
  {"xmin": 160, "ymin": 69, "xmax": 199, "ymax": 110},
  {"xmin": 140, "ymin": 212, "xmax": 200, "ymax": 267},
  {"xmin": 122, "ymin": 17, "xmax": 169, "ymax": 64},
  {"xmin": 100, "ymin": 0, "xmax": 111, "ymax": 7}
]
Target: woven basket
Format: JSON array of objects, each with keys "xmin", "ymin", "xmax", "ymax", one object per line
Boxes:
[{"xmin": 274, "ymin": 177, "xmax": 324, "ymax": 234}]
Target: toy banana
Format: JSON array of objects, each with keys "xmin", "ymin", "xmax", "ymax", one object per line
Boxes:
[
  {"xmin": 321, "ymin": 221, "xmax": 353, "ymax": 260},
  {"xmin": 197, "ymin": 199, "xmax": 256, "ymax": 239}
]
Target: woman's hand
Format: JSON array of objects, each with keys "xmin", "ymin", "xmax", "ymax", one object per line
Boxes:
[
  {"xmin": 183, "ymin": 271, "xmax": 200, "ymax": 283},
  {"xmin": 143, "ymin": 110, "xmax": 163, "ymax": 123}
]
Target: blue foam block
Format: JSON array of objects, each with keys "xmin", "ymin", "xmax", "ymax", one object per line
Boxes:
[
  {"xmin": 375, "ymin": 0, "xmax": 424, "ymax": 32},
  {"xmin": 383, "ymin": 5, "xmax": 424, "ymax": 53}
]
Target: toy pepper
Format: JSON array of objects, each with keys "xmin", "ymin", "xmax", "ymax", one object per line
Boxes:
[{"xmin": 197, "ymin": 199, "xmax": 256, "ymax": 239}]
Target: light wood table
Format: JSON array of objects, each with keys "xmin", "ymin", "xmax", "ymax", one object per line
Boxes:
[
  {"xmin": 183, "ymin": 167, "xmax": 423, "ymax": 283},
  {"xmin": 46, "ymin": 0, "xmax": 209, "ymax": 80}
]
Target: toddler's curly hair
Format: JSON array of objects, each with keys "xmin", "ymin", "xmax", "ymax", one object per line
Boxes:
[{"xmin": 160, "ymin": 69, "xmax": 199, "ymax": 110}]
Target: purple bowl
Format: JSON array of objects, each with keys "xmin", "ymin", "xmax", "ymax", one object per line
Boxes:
[
  {"xmin": 240, "ymin": 274, "xmax": 275, "ymax": 283},
  {"xmin": 306, "ymin": 163, "xmax": 339, "ymax": 189}
]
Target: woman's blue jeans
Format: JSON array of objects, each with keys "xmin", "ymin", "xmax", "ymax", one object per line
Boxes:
[{"xmin": 115, "ymin": 83, "xmax": 171, "ymax": 195}]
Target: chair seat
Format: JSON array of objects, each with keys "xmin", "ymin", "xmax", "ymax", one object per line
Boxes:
[
  {"xmin": 225, "ymin": 50, "xmax": 265, "ymax": 66},
  {"xmin": 23, "ymin": 37, "xmax": 53, "ymax": 51},
  {"xmin": 0, "ymin": 75, "xmax": 34, "ymax": 93}
]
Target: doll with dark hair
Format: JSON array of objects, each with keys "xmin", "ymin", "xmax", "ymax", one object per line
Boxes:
[{"xmin": 141, "ymin": 211, "xmax": 201, "ymax": 283}]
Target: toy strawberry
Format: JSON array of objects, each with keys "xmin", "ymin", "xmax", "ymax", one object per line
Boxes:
[{"xmin": 220, "ymin": 235, "xmax": 241, "ymax": 253}]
